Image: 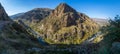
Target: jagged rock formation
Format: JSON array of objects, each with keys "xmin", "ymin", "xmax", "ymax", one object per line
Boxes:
[
  {"xmin": 0, "ymin": 3, "xmax": 11, "ymax": 21},
  {"xmin": 13, "ymin": 8, "xmax": 52, "ymax": 23},
  {"xmin": 34, "ymin": 3, "xmax": 99, "ymax": 44},
  {"xmin": 0, "ymin": 3, "xmax": 41, "ymax": 54}
]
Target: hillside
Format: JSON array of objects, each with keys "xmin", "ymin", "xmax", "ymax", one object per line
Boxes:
[
  {"xmin": 13, "ymin": 8, "xmax": 52, "ymax": 24},
  {"xmin": 33, "ymin": 3, "xmax": 99, "ymax": 44},
  {"xmin": 11, "ymin": 8, "xmax": 109, "ymax": 27},
  {"xmin": 0, "ymin": 3, "xmax": 42, "ymax": 54},
  {"xmin": 1, "ymin": 2, "xmax": 120, "ymax": 54}
]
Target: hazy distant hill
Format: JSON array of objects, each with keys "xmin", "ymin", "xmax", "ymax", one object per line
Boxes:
[
  {"xmin": 12, "ymin": 8, "xmax": 52, "ymax": 23},
  {"xmin": 92, "ymin": 18, "xmax": 109, "ymax": 26},
  {"xmin": 10, "ymin": 13, "xmax": 24, "ymax": 19}
]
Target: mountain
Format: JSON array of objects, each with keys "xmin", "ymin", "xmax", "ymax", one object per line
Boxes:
[
  {"xmin": 33, "ymin": 3, "xmax": 99, "ymax": 44},
  {"xmin": 92, "ymin": 18, "xmax": 109, "ymax": 26},
  {"xmin": 12, "ymin": 6, "xmax": 109, "ymax": 27},
  {"xmin": 0, "ymin": 3, "xmax": 42, "ymax": 54},
  {"xmin": 13, "ymin": 8, "xmax": 52, "ymax": 23},
  {"xmin": 0, "ymin": 3, "xmax": 12, "ymax": 21},
  {"xmin": 10, "ymin": 13, "xmax": 24, "ymax": 19}
]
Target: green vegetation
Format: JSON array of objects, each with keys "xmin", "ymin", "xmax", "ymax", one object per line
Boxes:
[
  {"xmin": 2, "ymin": 2, "xmax": 119, "ymax": 54},
  {"xmin": 32, "ymin": 13, "xmax": 99, "ymax": 44},
  {"xmin": 0, "ymin": 22, "xmax": 41, "ymax": 54},
  {"xmin": 97, "ymin": 15, "xmax": 120, "ymax": 54}
]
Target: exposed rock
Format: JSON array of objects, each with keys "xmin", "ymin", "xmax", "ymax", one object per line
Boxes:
[
  {"xmin": 0, "ymin": 3, "xmax": 41, "ymax": 54},
  {"xmin": 0, "ymin": 3, "xmax": 11, "ymax": 21},
  {"xmin": 35, "ymin": 3, "xmax": 99, "ymax": 44},
  {"xmin": 51, "ymin": 3, "xmax": 77, "ymax": 17}
]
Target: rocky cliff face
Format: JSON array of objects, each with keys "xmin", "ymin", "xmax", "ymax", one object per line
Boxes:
[
  {"xmin": 35, "ymin": 3, "xmax": 99, "ymax": 44},
  {"xmin": 51, "ymin": 3, "xmax": 77, "ymax": 17},
  {"xmin": 0, "ymin": 3, "xmax": 11, "ymax": 21},
  {"xmin": 0, "ymin": 3, "xmax": 41, "ymax": 54}
]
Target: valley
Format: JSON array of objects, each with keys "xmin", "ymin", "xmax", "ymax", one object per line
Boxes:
[{"xmin": 0, "ymin": 1, "xmax": 120, "ymax": 54}]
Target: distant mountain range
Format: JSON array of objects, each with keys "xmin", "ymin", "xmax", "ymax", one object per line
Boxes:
[
  {"xmin": 10, "ymin": 10, "xmax": 108, "ymax": 26},
  {"xmin": 92, "ymin": 18, "xmax": 109, "ymax": 26},
  {"xmin": 10, "ymin": 8, "xmax": 52, "ymax": 23},
  {"xmin": 10, "ymin": 13, "xmax": 24, "ymax": 19}
]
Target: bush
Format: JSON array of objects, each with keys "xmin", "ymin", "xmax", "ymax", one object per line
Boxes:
[{"xmin": 109, "ymin": 15, "xmax": 120, "ymax": 28}]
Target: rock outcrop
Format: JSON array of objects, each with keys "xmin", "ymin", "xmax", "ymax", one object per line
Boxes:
[
  {"xmin": 35, "ymin": 3, "xmax": 99, "ymax": 44},
  {"xmin": 0, "ymin": 3, "xmax": 41, "ymax": 54},
  {"xmin": 0, "ymin": 3, "xmax": 11, "ymax": 21}
]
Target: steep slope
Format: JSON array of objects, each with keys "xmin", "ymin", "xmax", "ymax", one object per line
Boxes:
[
  {"xmin": 13, "ymin": 8, "xmax": 52, "ymax": 23},
  {"xmin": 34, "ymin": 3, "xmax": 99, "ymax": 44},
  {"xmin": 0, "ymin": 3, "xmax": 11, "ymax": 21},
  {"xmin": 0, "ymin": 3, "xmax": 41, "ymax": 54}
]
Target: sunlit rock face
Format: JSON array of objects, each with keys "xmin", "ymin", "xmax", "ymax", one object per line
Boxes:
[{"xmin": 35, "ymin": 3, "xmax": 99, "ymax": 44}]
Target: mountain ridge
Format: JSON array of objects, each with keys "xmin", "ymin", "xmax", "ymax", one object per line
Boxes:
[
  {"xmin": 0, "ymin": 3, "xmax": 12, "ymax": 21},
  {"xmin": 12, "ymin": 8, "xmax": 52, "ymax": 24},
  {"xmin": 33, "ymin": 3, "xmax": 99, "ymax": 44},
  {"xmin": 0, "ymin": 3, "xmax": 42, "ymax": 54}
]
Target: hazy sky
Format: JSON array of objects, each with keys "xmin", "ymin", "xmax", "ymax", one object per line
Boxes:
[{"xmin": 0, "ymin": 0, "xmax": 120, "ymax": 19}]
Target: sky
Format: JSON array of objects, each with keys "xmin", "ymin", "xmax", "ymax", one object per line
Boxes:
[{"xmin": 0, "ymin": 0, "xmax": 120, "ymax": 19}]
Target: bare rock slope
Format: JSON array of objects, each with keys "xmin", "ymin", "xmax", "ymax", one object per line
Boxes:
[{"xmin": 34, "ymin": 3, "xmax": 99, "ymax": 44}]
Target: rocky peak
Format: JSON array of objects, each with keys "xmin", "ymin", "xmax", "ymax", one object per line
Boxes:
[
  {"xmin": 35, "ymin": 3, "xmax": 99, "ymax": 44},
  {"xmin": 0, "ymin": 3, "xmax": 11, "ymax": 21},
  {"xmin": 52, "ymin": 3, "xmax": 77, "ymax": 16}
]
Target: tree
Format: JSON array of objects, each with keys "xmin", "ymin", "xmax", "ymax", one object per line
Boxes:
[{"xmin": 109, "ymin": 15, "xmax": 120, "ymax": 28}]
